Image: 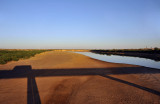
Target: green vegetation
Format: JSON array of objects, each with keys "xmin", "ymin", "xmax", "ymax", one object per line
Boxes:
[{"xmin": 0, "ymin": 50, "xmax": 51, "ymax": 64}]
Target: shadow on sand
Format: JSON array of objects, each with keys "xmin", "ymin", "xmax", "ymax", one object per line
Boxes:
[{"xmin": 0, "ymin": 65, "xmax": 160, "ymax": 104}]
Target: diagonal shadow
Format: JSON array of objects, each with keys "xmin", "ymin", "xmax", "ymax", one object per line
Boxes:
[
  {"xmin": 0, "ymin": 65, "xmax": 160, "ymax": 104},
  {"xmin": 101, "ymin": 75, "xmax": 160, "ymax": 96}
]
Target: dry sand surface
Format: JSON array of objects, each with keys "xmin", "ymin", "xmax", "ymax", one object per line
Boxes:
[{"xmin": 0, "ymin": 51, "xmax": 160, "ymax": 104}]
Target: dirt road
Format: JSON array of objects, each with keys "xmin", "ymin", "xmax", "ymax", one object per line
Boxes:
[{"xmin": 0, "ymin": 51, "xmax": 160, "ymax": 104}]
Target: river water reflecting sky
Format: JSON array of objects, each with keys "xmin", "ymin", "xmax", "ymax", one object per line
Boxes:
[{"xmin": 76, "ymin": 52, "xmax": 160, "ymax": 69}]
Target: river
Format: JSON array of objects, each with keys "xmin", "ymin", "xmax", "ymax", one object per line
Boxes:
[{"xmin": 76, "ymin": 52, "xmax": 160, "ymax": 69}]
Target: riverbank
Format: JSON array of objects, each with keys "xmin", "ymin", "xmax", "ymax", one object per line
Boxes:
[
  {"xmin": 0, "ymin": 51, "xmax": 160, "ymax": 104},
  {"xmin": 91, "ymin": 49, "xmax": 160, "ymax": 61}
]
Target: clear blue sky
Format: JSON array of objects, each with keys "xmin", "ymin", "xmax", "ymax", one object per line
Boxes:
[{"xmin": 0, "ymin": 0, "xmax": 160, "ymax": 49}]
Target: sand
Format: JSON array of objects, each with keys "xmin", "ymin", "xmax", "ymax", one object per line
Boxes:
[{"xmin": 0, "ymin": 51, "xmax": 160, "ymax": 104}]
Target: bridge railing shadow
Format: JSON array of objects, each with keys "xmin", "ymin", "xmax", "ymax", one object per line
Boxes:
[
  {"xmin": 12, "ymin": 66, "xmax": 41, "ymax": 104},
  {"xmin": 0, "ymin": 65, "xmax": 160, "ymax": 104}
]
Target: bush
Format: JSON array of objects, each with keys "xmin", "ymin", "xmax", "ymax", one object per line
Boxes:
[
  {"xmin": 0, "ymin": 50, "xmax": 50, "ymax": 64},
  {"xmin": 154, "ymin": 47, "xmax": 159, "ymax": 51}
]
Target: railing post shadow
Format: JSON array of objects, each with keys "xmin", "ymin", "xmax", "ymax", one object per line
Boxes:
[
  {"xmin": 27, "ymin": 66, "xmax": 41, "ymax": 104},
  {"xmin": 13, "ymin": 65, "xmax": 41, "ymax": 104}
]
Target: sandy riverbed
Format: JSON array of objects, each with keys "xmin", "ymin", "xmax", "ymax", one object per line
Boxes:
[{"xmin": 0, "ymin": 51, "xmax": 160, "ymax": 104}]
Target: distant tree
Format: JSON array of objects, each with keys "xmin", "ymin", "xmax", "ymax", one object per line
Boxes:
[{"xmin": 154, "ymin": 47, "xmax": 159, "ymax": 51}]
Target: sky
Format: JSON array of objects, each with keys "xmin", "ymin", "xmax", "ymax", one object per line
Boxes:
[{"xmin": 0, "ymin": 0, "xmax": 160, "ymax": 49}]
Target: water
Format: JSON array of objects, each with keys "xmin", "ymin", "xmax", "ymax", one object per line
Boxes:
[{"xmin": 75, "ymin": 52, "xmax": 160, "ymax": 69}]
